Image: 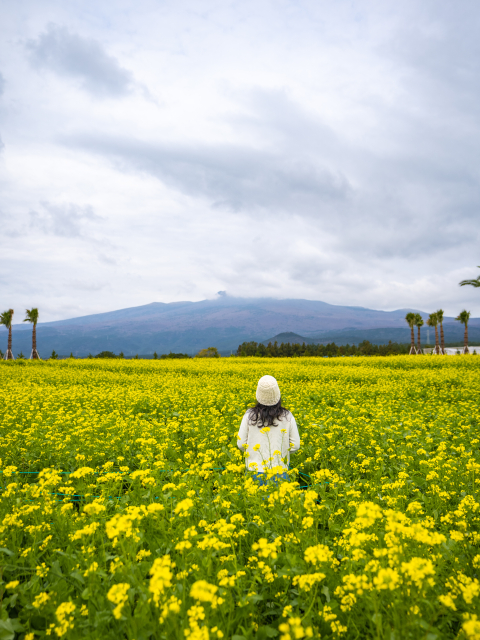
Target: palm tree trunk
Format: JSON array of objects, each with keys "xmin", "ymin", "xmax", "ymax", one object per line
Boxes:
[
  {"xmin": 32, "ymin": 324, "xmax": 38, "ymax": 359},
  {"xmin": 464, "ymin": 323, "xmax": 469, "ymax": 354},
  {"xmin": 7, "ymin": 325, "xmax": 13, "ymax": 359},
  {"xmin": 417, "ymin": 326, "xmax": 421, "ymax": 353},
  {"xmin": 434, "ymin": 326, "xmax": 439, "ymax": 354},
  {"xmin": 410, "ymin": 326, "xmax": 415, "ymax": 353},
  {"xmin": 440, "ymin": 322, "xmax": 445, "ymax": 353}
]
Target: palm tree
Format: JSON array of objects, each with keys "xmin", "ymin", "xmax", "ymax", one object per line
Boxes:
[
  {"xmin": 0, "ymin": 309, "xmax": 14, "ymax": 360},
  {"xmin": 455, "ymin": 309, "xmax": 471, "ymax": 354},
  {"xmin": 24, "ymin": 308, "xmax": 40, "ymax": 359},
  {"xmin": 427, "ymin": 312, "xmax": 440, "ymax": 354},
  {"xmin": 405, "ymin": 312, "xmax": 416, "ymax": 354},
  {"xmin": 414, "ymin": 313, "xmax": 424, "ymax": 354},
  {"xmin": 459, "ymin": 267, "xmax": 480, "ymax": 288},
  {"xmin": 436, "ymin": 309, "xmax": 445, "ymax": 354}
]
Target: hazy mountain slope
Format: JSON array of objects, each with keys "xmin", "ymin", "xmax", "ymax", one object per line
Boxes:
[{"xmin": 2, "ymin": 297, "xmax": 478, "ymax": 356}]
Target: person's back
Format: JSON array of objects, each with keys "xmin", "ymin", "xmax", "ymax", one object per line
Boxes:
[{"xmin": 236, "ymin": 375, "xmax": 300, "ymax": 476}]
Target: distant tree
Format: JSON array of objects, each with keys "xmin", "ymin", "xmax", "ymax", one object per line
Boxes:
[
  {"xmin": 405, "ymin": 313, "xmax": 416, "ymax": 354},
  {"xmin": 17, "ymin": 351, "xmax": 25, "ymax": 359},
  {"xmin": 69, "ymin": 352, "xmax": 75, "ymax": 358},
  {"xmin": 459, "ymin": 267, "xmax": 480, "ymax": 289},
  {"xmin": 436, "ymin": 309, "xmax": 445, "ymax": 354},
  {"xmin": 455, "ymin": 309, "xmax": 471, "ymax": 354},
  {"xmin": 0, "ymin": 309, "xmax": 14, "ymax": 360},
  {"xmin": 414, "ymin": 314, "xmax": 424, "ymax": 353},
  {"xmin": 50, "ymin": 350, "xmax": 59, "ymax": 360},
  {"xmin": 87, "ymin": 353, "xmax": 93, "ymax": 359},
  {"xmin": 24, "ymin": 308, "xmax": 40, "ymax": 359},
  {"xmin": 153, "ymin": 351, "xmax": 158, "ymax": 359},
  {"xmin": 134, "ymin": 354, "xmax": 139, "ymax": 359},
  {"xmin": 196, "ymin": 347, "xmax": 220, "ymax": 358},
  {"xmin": 160, "ymin": 352, "xmax": 191, "ymax": 359},
  {"xmin": 0, "ymin": 349, "xmax": 3, "ymax": 359},
  {"xmin": 95, "ymin": 351, "xmax": 117, "ymax": 358},
  {"xmin": 119, "ymin": 352, "xmax": 124, "ymax": 359},
  {"xmin": 427, "ymin": 312, "xmax": 440, "ymax": 354}
]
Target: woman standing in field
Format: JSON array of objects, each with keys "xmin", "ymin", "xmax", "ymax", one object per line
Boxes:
[{"xmin": 237, "ymin": 375, "xmax": 300, "ymax": 483}]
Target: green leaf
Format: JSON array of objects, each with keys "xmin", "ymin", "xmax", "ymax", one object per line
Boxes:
[
  {"xmin": 258, "ymin": 626, "xmax": 279, "ymax": 638},
  {"xmin": 321, "ymin": 585, "xmax": 330, "ymax": 602},
  {"xmin": 70, "ymin": 570, "xmax": 85, "ymax": 584},
  {"xmin": 9, "ymin": 619, "xmax": 24, "ymax": 633},
  {"xmin": 0, "ymin": 618, "xmax": 24, "ymax": 640},
  {"xmin": 2, "ymin": 595, "xmax": 18, "ymax": 609},
  {"xmin": 0, "ymin": 548, "xmax": 14, "ymax": 557}
]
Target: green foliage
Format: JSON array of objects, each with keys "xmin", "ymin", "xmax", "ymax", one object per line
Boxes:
[
  {"xmin": 160, "ymin": 352, "xmax": 191, "ymax": 359},
  {"xmin": 414, "ymin": 313, "xmax": 424, "ymax": 328},
  {"xmin": 23, "ymin": 308, "xmax": 39, "ymax": 325},
  {"xmin": 0, "ymin": 309, "xmax": 14, "ymax": 330},
  {"xmin": 95, "ymin": 351, "xmax": 118, "ymax": 359},
  {"xmin": 459, "ymin": 266, "xmax": 480, "ymax": 288},
  {"xmin": 427, "ymin": 312, "xmax": 438, "ymax": 328},
  {"xmin": 456, "ymin": 309, "xmax": 471, "ymax": 326},
  {"xmin": 236, "ymin": 339, "xmax": 409, "ymax": 357},
  {"xmin": 405, "ymin": 312, "xmax": 415, "ymax": 328},
  {"xmin": 17, "ymin": 352, "xmax": 25, "ymax": 359},
  {"xmin": 195, "ymin": 347, "xmax": 220, "ymax": 358},
  {"xmin": 50, "ymin": 350, "xmax": 59, "ymax": 360}
]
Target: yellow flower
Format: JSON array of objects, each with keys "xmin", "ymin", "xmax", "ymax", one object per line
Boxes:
[
  {"xmin": 54, "ymin": 602, "xmax": 76, "ymax": 637},
  {"xmin": 33, "ymin": 592, "xmax": 50, "ymax": 608},
  {"xmin": 190, "ymin": 580, "xmax": 223, "ymax": 608},
  {"xmin": 373, "ymin": 568, "xmax": 401, "ymax": 591},
  {"xmin": 107, "ymin": 583, "xmax": 130, "ymax": 620},
  {"xmin": 439, "ymin": 594, "xmax": 457, "ymax": 610},
  {"xmin": 174, "ymin": 498, "xmax": 194, "ymax": 516},
  {"xmin": 36, "ymin": 563, "xmax": 49, "ymax": 578},
  {"xmin": 462, "ymin": 614, "xmax": 480, "ymax": 640},
  {"xmin": 149, "ymin": 555, "xmax": 175, "ymax": 606},
  {"xmin": 5, "ymin": 581, "xmax": 19, "ymax": 589}
]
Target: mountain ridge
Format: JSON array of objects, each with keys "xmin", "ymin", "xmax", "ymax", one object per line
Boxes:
[{"xmin": 2, "ymin": 296, "xmax": 478, "ymax": 356}]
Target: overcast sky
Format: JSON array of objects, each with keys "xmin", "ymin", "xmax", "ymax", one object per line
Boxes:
[{"xmin": 1, "ymin": 0, "xmax": 480, "ymax": 322}]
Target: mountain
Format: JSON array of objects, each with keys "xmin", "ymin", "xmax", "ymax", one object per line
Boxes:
[
  {"xmin": 262, "ymin": 332, "xmax": 316, "ymax": 345},
  {"xmin": 2, "ymin": 296, "xmax": 479, "ymax": 356}
]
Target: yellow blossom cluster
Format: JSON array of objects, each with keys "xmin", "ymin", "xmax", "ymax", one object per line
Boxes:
[{"xmin": 0, "ymin": 355, "xmax": 479, "ymax": 638}]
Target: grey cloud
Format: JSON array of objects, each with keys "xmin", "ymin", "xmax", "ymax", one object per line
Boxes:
[
  {"xmin": 63, "ymin": 76, "xmax": 480, "ymax": 264},
  {"xmin": 29, "ymin": 201, "xmax": 102, "ymax": 238},
  {"xmin": 65, "ymin": 134, "xmax": 352, "ymax": 215},
  {"xmin": 26, "ymin": 24, "xmax": 134, "ymax": 97}
]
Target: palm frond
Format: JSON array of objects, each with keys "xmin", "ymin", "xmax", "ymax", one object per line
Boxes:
[{"xmin": 459, "ymin": 278, "xmax": 480, "ymax": 287}]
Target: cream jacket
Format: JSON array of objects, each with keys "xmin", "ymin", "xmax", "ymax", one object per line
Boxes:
[{"xmin": 236, "ymin": 410, "xmax": 300, "ymax": 472}]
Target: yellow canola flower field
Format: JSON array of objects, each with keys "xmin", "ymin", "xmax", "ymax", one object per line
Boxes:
[{"xmin": 1, "ymin": 356, "xmax": 480, "ymax": 640}]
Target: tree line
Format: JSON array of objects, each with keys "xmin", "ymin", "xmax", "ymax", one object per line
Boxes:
[{"xmin": 236, "ymin": 340, "xmax": 410, "ymax": 357}]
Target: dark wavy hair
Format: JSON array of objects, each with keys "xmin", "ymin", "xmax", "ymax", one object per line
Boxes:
[{"xmin": 248, "ymin": 399, "xmax": 289, "ymax": 428}]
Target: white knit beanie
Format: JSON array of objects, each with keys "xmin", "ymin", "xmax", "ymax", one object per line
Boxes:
[{"xmin": 256, "ymin": 375, "xmax": 281, "ymax": 406}]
